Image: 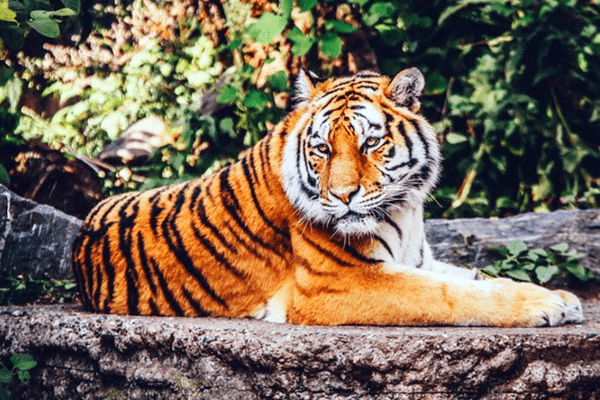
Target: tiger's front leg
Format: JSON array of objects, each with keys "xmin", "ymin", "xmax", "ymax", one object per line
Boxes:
[{"xmin": 287, "ymin": 262, "xmax": 584, "ymax": 327}]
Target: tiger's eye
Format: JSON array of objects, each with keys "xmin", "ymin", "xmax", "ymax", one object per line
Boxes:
[
  {"xmin": 317, "ymin": 144, "xmax": 329, "ymax": 154},
  {"xmin": 365, "ymin": 137, "xmax": 380, "ymax": 148}
]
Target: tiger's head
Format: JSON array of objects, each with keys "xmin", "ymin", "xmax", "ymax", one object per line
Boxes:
[{"xmin": 281, "ymin": 68, "xmax": 441, "ymax": 236}]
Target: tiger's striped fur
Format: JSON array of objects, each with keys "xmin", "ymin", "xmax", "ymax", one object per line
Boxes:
[{"xmin": 72, "ymin": 68, "xmax": 584, "ymax": 326}]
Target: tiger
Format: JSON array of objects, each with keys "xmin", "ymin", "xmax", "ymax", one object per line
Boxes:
[{"xmin": 71, "ymin": 68, "xmax": 584, "ymax": 327}]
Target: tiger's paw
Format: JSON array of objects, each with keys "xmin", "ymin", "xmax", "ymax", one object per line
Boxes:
[
  {"xmin": 491, "ymin": 279, "xmax": 584, "ymax": 327},
  {"xmin": 547, "ymin": 289, "xmax": 585, "ymax": 326}
]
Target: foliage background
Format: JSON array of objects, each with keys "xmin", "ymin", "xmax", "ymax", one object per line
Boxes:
[{"xmin": 1, "ymin": 0, "xmax": 599, "ymax": 219}]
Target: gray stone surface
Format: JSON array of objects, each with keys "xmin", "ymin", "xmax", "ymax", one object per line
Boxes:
[
  {"xmin": 1, "ymin": 188, "xmax": 600, "ymax": 399},
  {"xmin": 1, "ymin": 304, "xmax": 599, "ymax": 399},
  {"xmin": 426, "ymin": 209, "xmax": 600, "ymax": 276},
  {"xmin": 0, "ymin": 184, "xmax": 82, "ymax": 279}
]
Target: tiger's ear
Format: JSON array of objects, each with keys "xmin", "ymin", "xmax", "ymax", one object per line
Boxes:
[
  {"xmin": 387, "ymin": 67, "xmax": 425, "ymax": 113},
  {"xmin": 294, "ymin": 69, "xmax": 321, "ymax": 106}
]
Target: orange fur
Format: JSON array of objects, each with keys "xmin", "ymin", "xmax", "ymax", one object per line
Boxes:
[{"xmin": 72, "ymin": 69, "xmax": 583, "ymax": 326}]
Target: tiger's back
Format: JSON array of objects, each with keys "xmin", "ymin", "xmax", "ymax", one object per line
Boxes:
[
  {"xmin": 72, "ymin": 130, "xmax": 296, "ymax": 318},
  {"xmin": 72, "ymin": 68, "xmax": 584, "ymax": 327}
]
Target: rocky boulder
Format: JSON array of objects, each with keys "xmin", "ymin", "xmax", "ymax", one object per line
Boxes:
[{"xmin": 0, "ymin": 184, "xmax": 81, "ymax": 279}]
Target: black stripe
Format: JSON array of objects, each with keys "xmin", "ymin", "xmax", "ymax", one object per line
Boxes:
[
  {"xmin": 93, "ymin": 253, "xmax": 103, "ymax": 311},
  {"xmin": 148, "ymin": 185, "xmax": 169, "ymax": 204},
  {"xmin": 194, "ymin": 189, "xmax": 238, "ymax": 254},
  {"xmin": 296, "ymin": 257, "xmax": 336, "ymax": 276},
  {"xmin": 149, "ymin": 298, "xmax": 160, "ymax": 315},
  {"xmin": 354, "ymin": 72, "xmax": 380, "ymax": 79},
  {"xmin": 373, "ymin": 235, "xmax": 394, "ymax": 258},
  {"xmin": 219, "ymin": 167, "xmax": 283, "ymax": 255},
  {"xmin": 101, "ymin": 235, "xmax": 116, "ymax": 312},
  {"xmin": 383, "ymin": 215, "xmax": 403, "ymax": 241},
  {"xmin": 332, "ymin": 238, "xmax": 383, "ymax": 265},
  {"xmin": 247, "ymin": 144, "xmax": 262, "ymax": 185},
  {"xmin": 386, "ymin": 161, "xmax": 410, "ymax": 172},
  {"xmin": 148, "ymin": 257, "xmax": 185, "ymax": 315},
  {"xmin": 396, "ymin": 119, "xmax": 414, "ymax": 163},
  {"xmin": 408, "ymin": 119, "xmax": 430, "ymax": 159},
  {"xmin": 162, "ymin": 185, "xmax": 229, "ymax": 309},
  {"xmin": 79, "ymin": 223, "xmax": 112, "ymax": 307},
  {"xmin": 136, "ymin": 231, "xmax": 158, "ymax": 295},
  {"xmin": 190, "ymin": 219, "xmax": 248, "ymax": 281},
  {"xmin": 295, "ymin": 284, "xmax": 344, "ymax": 298},
  {"xmin": 224, "ymin": 220, "xmax": 269, "ymax": 263},
  {"xmin": 125, "ymin": 259, "xmax": 140, "ymax": 315},
  {"xmin": 71, "ymin": 237, "xmax": 90, "ymax": 309},
  {"xmin": 416, "ymin": 244, "xmax": 425, "ymax": 269},
  {"xmin": 259, "ymin": 136, "xmax": 273, "ymax": 191},
  {"xmin": 410, "ymin": 164, "xmax": 433, "ymax": 189},
  {"xmin": 149, "ymin": 187, "xmax": 170, "ymax": 234},
  {"xmin": 241, "ymin": 156, "xmax": 291, "ymax": 244},
  {"xmin": 181, "ymin": 286, "xmax": 209, "ymax": 317},
  {"xmin": 322, "ymin": 102, "xmax": 345, "ymax": 117},
  {"xmin": 150, "ymin": 201, "xmax": 164, "ymax": 234},
  {"xmin": 302, "ymin": 234, "xmax": 356, "ymax": 267},
  {"xmin": 118, "ymin": 198, "xmax": 140, "ymax": 315},
  {"xmin": 81, "ymin": 232, "xmax": 96, "ymax": 308},
  {"xmin": 189, "ymin": 184, "xmax": 202, "ymax": 211}
]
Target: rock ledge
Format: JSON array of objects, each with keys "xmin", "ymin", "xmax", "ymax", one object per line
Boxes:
[{"xmin": 1, "ymin": 304, "xmax": 599, "ymax": 400}]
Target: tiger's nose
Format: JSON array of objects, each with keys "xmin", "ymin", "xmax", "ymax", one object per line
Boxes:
[{"xmin": 329, "ymin": 185, "xmax": 360, "ymax": 204}]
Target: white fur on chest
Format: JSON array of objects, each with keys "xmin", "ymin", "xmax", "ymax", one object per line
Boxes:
[{"xmin": 371, "ymin": 206, "xmax": 426, "ymax": 269}]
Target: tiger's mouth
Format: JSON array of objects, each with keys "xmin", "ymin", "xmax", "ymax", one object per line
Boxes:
[{"xmin": 333, "ymin": 211, "xmax": 379, "ymax": 235}]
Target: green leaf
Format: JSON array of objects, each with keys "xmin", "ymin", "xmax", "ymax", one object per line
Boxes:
[
  {"xmin": 267, "ymin": 71, "xmax": 288, "ymax": 91},
  {"xmin": 11, "ymin": 354, "xmax": 37, "ymax": 371},
  {"xmin": 324, "ymin": 20, "xmax": 356, "ymax": 34},
  {"xmin": 482, "ymin": 265, "xmax": 499, "ymax": 276},
  {"xmin": 0, "ymin": 164, "xmax": 10, "ymax": 186},
  {"xmin": 375, "ymin": 24, "xmax": 403, "ymax": 46},
  {"xmin": 279, "ymin": 0, "xmax": 292, "ymax": 16},
  {"xmin": 225, "ymin": 38, "xmax": 243, "ymax": 51},
  {"xmin": 17, "ymin": 369, "xmax": 30, "ymax": 383},
  {"xmin": 319, "ymin": 32, "xmax": 343, "ymax": 59},
  {"xmin": 30, "ymin": 8, "xmax": 76, "ymax": 19},
  {"xmin": 216, "ymin": 86, "xmax": 237, "ymax": 104},
  {"xmin": 0, "ymin": 366, "xmax": 12, "ymax": 384},
  {"xmin": 348, "ymin": 0, "xmax": 369, "ymax": 6},
  {"xmin": 549, "ymin": 243, "xmax": 569, "ymax": 253},
  {"xmin": 506, "ymin": 240, "xmax": 528, "ymax": 256},
  {"xmin": 564, "ymin": 263, "xmax": 591, "ymax": 282},
  {"xmin": 246, "ymin": 12, "xmax": 287, "ymax": 44},
  {"xmin": 425, "ymin": 72, "xmax": 448, "ymax": 95},
  {"xmin": 244, "ymin": 90, "xmax": 269, "ymax": 109},
  {"xmin": 529, "ymin": 248, "xmax": 547, "ymax": 258},
  {"xmin": 287, "ymin": 27, "xmax": 315, "ymax": 56},
  {"xmin": 446, "ymin": 133, "xmax": 468, "ymax": 144},
  {"xmin": 298, "ymin": 0, "xmax": 317, "ymax": 11},
  {"xmin": 521, "ymin": 263, "xmax": 536, "ymax": 271},
  {"xmin": 0, "ymin": 1, "xmax": 17, "ymax": 22},
  {"xmin": 28, "ymin": 18, "xmax": 60, "ymax": 38},
  {"xmin": 1, "ymin": 24, "xmax": 24, "ymax": 51},
  {"xmin": 365, "ymin": 2, "xmax": 396, "ymax": 25},
  {"xmin": 60, "ymin": 0, "xmax": 80, "ymax": 14},
  {"xmin": 535, "ymin": 265, "xmax": 559, "ymax": 284},
  {"xmin": 505, "ymin": 268, "xmax": 532, "ymax": 282},
  {"xmin": 219, "ymin": 117, "xmax": 236, "ymax": 138},
  {"xmin": 49, "ymin": 7, "xmax": 76, "ymax": 17}
]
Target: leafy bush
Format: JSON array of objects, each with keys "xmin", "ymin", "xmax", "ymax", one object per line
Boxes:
[
  {"xmin": 482, "ymin": 240, "xmax": 593, "ymax": 285},
  {"xmin": 0, "ymin": 271, "xmax": 77, "ymax": 305},
  {"xmin": 0, "ymin": 354, "xmax": 37, "ymax": 400},
  {"xmin": 1, "ymin": 0, "xmax": 599, "ymax": 217}
]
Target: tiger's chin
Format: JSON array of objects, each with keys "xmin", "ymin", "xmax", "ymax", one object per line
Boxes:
[{"xmin": 333, "ymin": 214, "xmax": 380, "ymax": 236}]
